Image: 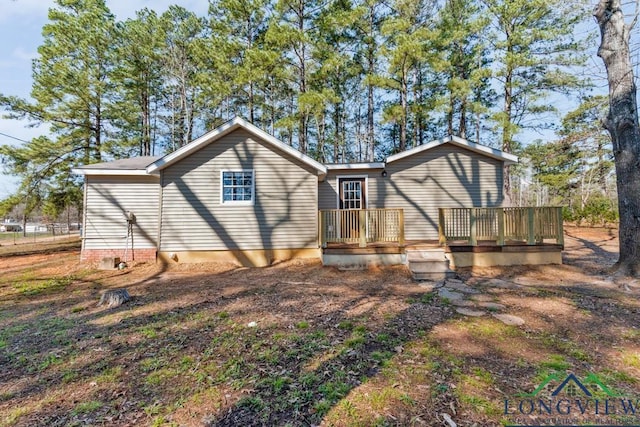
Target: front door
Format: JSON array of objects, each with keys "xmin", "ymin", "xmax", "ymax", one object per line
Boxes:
[
  {"xmin": 338, "ymin": 178, "xmax": 366, "ymax": 241},
  {"xmin": 339, "ymin": 178, "xmax": 366, "ymax": 210}
]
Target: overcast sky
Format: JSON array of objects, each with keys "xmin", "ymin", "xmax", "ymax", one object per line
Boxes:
[{"xmin": 0, "ymin": 0, "xmax": 209, "ymax": 197}]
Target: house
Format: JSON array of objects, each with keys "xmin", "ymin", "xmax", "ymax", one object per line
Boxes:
[{"xmin": 73, "ymin": 117, "xmax": 563, "ymax": 268}]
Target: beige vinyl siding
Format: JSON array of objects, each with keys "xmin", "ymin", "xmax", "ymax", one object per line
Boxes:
[
  {"xmin": 385, "ymin": 144, "xmax": 503, "ymax": 240},
  {"xmin": 160, "ymin": 129, "xmax": 318, "ymax": 251},
  {"xmin": 319, "ymin": 144, "xmax": 503, "ymax": 240},
  {"xmin": 318, "ymin": 169, "xmax": 385, "ymax": 210},
  {"xmin": 83, "ymin": 176, "xmax": 159, "ymax": 249}
]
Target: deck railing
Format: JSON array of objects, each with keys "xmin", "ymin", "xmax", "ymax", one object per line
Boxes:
[
  {"xmin": 319, "ymin": 208, "xmax": 405, "ymax": 248},
  {"xmin": 438, "ymin": 207, "xmax": 564, "ymax": 246}
]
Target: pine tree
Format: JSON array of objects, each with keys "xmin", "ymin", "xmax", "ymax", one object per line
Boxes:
[
  {"xmin": 267, "ymin": 0, "xmax": 327, "ymax": 154},
  {"xmin": 482, "ymin": 0, "xmax": 590, "ymax": 201},
  {"xmin": 380, "ymin": 0, "xmax": 436, "ymax": 152},
  {"xmin": 112, "ymin": 9, "xmax": 166, "ymax": 156},
  {"xmin": 0, "ymin": 0, "xmax": 117, "ymax": 217},
  {"xmin": 159, "ymin": 6, "xmax": 208, "ymax": 150}
]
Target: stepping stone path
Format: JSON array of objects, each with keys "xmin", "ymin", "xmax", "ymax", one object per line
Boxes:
[
  {"xmin": 477, "ymin": 302, "xmax": 506, "ymax": 310},
  {"xmin": 430, "ymin": 278, "xmax": 526, "ymax": 326},
  {"xmin": 455, "ymin": 308, "xmax": 486, "ymax": 317},
  {"xmin": 438, "ymin": 288, "xmax": 465, "ymax": 301},
  {"xmin": 491, "ymin": 313, "xmax": 525, "ymax": 326}
]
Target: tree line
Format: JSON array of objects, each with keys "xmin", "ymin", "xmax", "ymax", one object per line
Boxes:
[{"xmin": 0, "ymin": 0, "xmax": 610, "ymax": 226}]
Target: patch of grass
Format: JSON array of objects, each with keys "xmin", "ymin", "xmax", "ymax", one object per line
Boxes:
[
  {"xmin": 72, "ymin": 400, "xmax": 102, "ymax": 415},
  {"xmin": 399, "ymin": 393, "xmax": 416, "ymax": 406},
  {"xmin": 2, "ymin": 405, "xmax": 29, "ymax": 425},
  {"xmin": 13, "ymin": 276, "xmax": 74, "ymax": 296},
  {"xmin": 369, "ymin": 387, "xmax": 401, "ymax": 411},
  {"xmin": 140, "ymin": 357, "xmax": 164, "ymax": 373},
  {"xmin": 0, "ymin": 391, "xmax": 15, "ymax": 402},
  {"xmin": 313, "ymin": 399, "xmax": 332, "ymax": 417},
  {"xmin": 237, "ymin": 396, "xmax": 265, "ymax": 411},
  {"xmin": 295, "ymin": 321, "xmax": 310, "ymax": 329},
  {"xmin": 146, "ymin": 368, "xmax": 176, "ymax": 386},
  {"xmin": 139, "ymin": 326, "xmax": 159, "ymax": 339},
  {"xmin": 354, "ymin": 324, "xmax": 367, "ymax": 334},
  {"xmin": 38, "ymin": 353, "xmax": 63, "ymax": 371},
  {"xmin": 420, "ymin": 292, "xmax": 436, "ymax": 303},
  {"xmin": 540, "ymin": 354, "xmax": 570, "ymax": 371},
  {"xmin": 620, "ymin": 351, "xmax": 640, "ymax": 368},
  {"xmin": 370, "ymin": 350, "xmax": 393, "ymax": 366},
  {"xmin": 459, "ymin": 394, "xmax": 501, "ymax": 416},
  {"xmin": 95, "ymin": 366, "xmax": 122, "ymax": 384},
  {"xmin": 179, "ymin": 356, "xmax": 195, "ymax": 371},
  {"xmin": 597, "ymin": 369, "xmax": 638, "ymax": 388},
  {"xmin": 345, "ymin": 335, "xmax": 365, "ymax": 348},
  {"xmin": 338, "ymin": 320, "xmax": 354, "ymax": 330},
  {"xmin": 319, "ymin": 380, "xmax": 351, "ymax": 402},
  {"xmin": 70, "ymin": 306, "xmax": 86, "ymax": 313},
  {"xmin": 218, "ymin": 311, "xmax": 229, "ymax": 319},
  {"xmin": 621, "ymin": 328, "xmax": 640, "ymax": 341},
  {"xmin": 470, "ymin": 367, "xmax": 495, "ymax": 385},
  {"xmin": 62, "ymin": 370, "xmax": 79, "ymax": 383}
]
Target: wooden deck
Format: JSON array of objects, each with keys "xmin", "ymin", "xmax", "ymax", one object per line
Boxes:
[{"xmin": 323, "ymin": 239, "xmax": 563, "ymax": 255}]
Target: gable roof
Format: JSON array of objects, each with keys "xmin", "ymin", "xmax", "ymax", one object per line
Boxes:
[
  {"xmin": 386, "ymin": 135, "xmax": 518, "ymax": 166},
  {"xmin": 72, "ymin": 156, "xmax": 160, "ymax": 176},
  {"xmin": 145, "ymin": 117, "xmax": 327, "ymax": 178}
]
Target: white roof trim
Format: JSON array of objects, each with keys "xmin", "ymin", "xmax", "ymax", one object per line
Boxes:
[
  {"xmin": 325, "ymin": 162, "xmax": 385, "ymax": 170},
  {"xmin": 386, "ymin": 135, "xmax": 518, "ymax": 165},
  {"xmin": 71, "ymin": 168, "xmax": 153, "ymax": 176},
  {"xmin": 146, "ymin": 117, "xmax": 327, "ymax": 178}
]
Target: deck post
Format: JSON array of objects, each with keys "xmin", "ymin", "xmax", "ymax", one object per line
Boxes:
[
  {"xmin": 358, "ymin": 209, "xmax": 366, "ymax": 248},
  {"xmin": 469, "ymin": 208, "xmax": 477, "ymax": 246},
  {"xmin": 318, "ymin": 211, "xmax": 325, "ymax": 248},
  {"xmin": 556, "ymin": 207, "xmax": 564, "ymax": 246},
  {"xmin": 527, "ymin": 207, "xmax": 535, "ymax": 245},
  {"xmin": 497, "ymin": 208, "xmax": 505, "ymax": 246},
  {"xmin": 438, "ymin": 208, "xmax": 446, "ymax": 246},
  {"xmin": 398, "ymin": 209, "xmax": 405, "ymax": 246}
]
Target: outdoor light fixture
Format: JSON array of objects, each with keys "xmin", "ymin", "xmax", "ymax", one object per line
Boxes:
[{"xmin": 381, "ymin": 170, "xmax": 388, "ymax": 177}]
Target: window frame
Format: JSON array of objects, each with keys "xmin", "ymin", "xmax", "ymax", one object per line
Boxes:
[
  {"xmin": 220, "ymin": 169, "xmax": 255, "ymax": 206},
  {"xmin": 335, "ymin": 175, "xmax": 368, "ymax": 210}
]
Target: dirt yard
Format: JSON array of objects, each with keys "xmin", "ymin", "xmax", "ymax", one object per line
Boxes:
[{"xmin": 0, "ymin": 227, "xmax": 638, "ymax": 427}]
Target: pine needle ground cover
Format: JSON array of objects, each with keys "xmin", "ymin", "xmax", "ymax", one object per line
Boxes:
[{"xmin": 0, "ymin": 227, "xmax": 638, "ymax": 427}]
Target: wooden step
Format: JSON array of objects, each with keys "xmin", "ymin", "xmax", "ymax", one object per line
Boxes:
[{"xmin": 407, "ymin": 248, "xmax": 455, "ymax": 282}]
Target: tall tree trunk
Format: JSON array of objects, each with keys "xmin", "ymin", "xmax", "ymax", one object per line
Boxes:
[
  {"xmin": 595, "ymin": 0, "xmax": 640, "ymax": 275},
  {"xmin": 399, "ymin": 66, "xmax": 408, "ymax": 152},
  {"xmin": 502, "ymin": 54, "xmax": 514, "ymax": 205}
]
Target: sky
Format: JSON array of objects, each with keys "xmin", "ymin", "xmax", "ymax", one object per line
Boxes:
[
  {"xmin": 0, "ymin": 0, "xmax": 611, "ymax": 200},
  {"xmin": 0, "ymin": 0, "xmax": 210, "ymax": 198}
]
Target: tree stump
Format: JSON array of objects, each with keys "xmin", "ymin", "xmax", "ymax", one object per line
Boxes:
[{"xmin": 98, "ymin": 288, "xmax": 130, "ymax": 308}]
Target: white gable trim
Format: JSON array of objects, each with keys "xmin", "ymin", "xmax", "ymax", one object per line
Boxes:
[
  {"xmin": 385, "ymin": 135, "xmax": 518, "ymax": 165},
  {"xmin": 326, "ymin": 162, "xmax": 385, "ymax": 170},
  {"xmin": 146, "ymin": 117, "xmax": 327, "ymax": 178},
  {"xmin": 71, "ymin": 168, "xmax": 152, "ymax": 176}
]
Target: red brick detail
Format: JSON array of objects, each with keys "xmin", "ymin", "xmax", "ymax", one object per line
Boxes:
[{"xmin": 81, "ymin": 248, "xmax": 157, "ymax": 263}]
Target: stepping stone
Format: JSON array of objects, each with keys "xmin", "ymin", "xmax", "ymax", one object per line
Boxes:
[
  {"xmin": 451, "ymin": 299, "xmax": 476, "ymax": 307},
  {"xmin": 492, "ymin": 313, "xmax": 525, "ymax": 326},
  {"xmin": 477, "ymin": 302, "xmax": 506, "ymax": 311},
  {"xmin": 438, "ymin": 288, "xmax": 464, "ymax": 301},
  {"xmin": 469, "ymin": 294, "xmax": 494, "ymax": 302},
  {"xmin": 445, "ymin": 281, "xmax": 480, "ymax": 294},
  {"xmin": 456, "ymin": 308, "xmax": 486, "ymax": 317}
]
